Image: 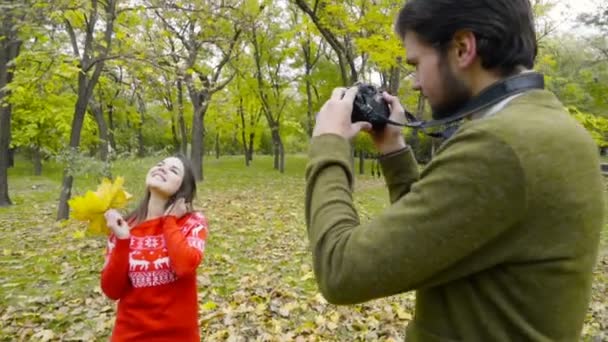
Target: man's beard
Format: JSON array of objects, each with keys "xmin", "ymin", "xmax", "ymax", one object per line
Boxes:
[{"xmin": 431, "ymin": 61, "xmax": 473, "ymax": 120}]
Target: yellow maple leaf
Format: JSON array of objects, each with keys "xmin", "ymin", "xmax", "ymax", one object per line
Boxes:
[{"xmin": 68, "ymin": 176, "xmax": 132, "ymax": 236}]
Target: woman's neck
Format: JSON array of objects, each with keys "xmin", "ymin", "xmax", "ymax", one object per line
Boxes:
[{"xmin": 147, "ymin": 192, "xmax": 168, "ymax": 220}]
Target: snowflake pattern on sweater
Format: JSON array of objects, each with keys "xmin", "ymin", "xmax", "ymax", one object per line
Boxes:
[{"xmin": 104, "ymin": 212, "xmax": 208, "ymax": 288}]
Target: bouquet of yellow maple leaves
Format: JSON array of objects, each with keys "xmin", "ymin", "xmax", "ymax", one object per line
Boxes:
[{"xmin": 68, "ymin": 177, "xmax": 132, "ymax": 236}]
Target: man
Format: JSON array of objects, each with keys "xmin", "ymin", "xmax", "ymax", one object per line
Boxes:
[{"xmin": 304, "ymin": 0, "xmax": 605, "ymax": 340}]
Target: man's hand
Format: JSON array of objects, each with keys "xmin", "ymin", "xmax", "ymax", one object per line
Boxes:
[
  {"xmin": 367, "ymin": 92, "xmax": 408, "ymax": 155},
  {"xmin": 313, "ymin": 87, "xmax": 408, "ymax": 155},
  {"xmin": 312, "ymin": 87, "xmax": 372, "ymax": 139},
  {"xmin": 104, "ymin": 209, "xmax": 131, "ymax": 240}
]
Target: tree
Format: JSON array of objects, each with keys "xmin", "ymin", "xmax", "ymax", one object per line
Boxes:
[
  {"xmin": 579, "ymin": 1, "xmax": 608, "ymax": 35},
  {"xmin": 89, "ymin": 68, "xmax": 125, "ymax": 162},
  {"xmin": 0, "ymin": 0, "xmax": 26, "ymax": 206},
  {"xmin": 151, "ymin": 0, "xmax": 242, "ymax": 181},
  {"xmin": 247, "ymin": 3, "xmax": 298, "ymax": 173},
  {"xmin": 531, "ymin": 0, "xmax": 563, "ymax": 42},
  {"xmin": 224, "ymin": 74, "xmax": 263, "ymax": 166},
  {"xmin": 569, "ymin": 106, "xmax": 608, "ymax": 149},
  {"xmin": 294, "ymin": 0, "xmax": 360, "ymax": 86},
  {"xmin": 289, "ymin": 6, "xmax": 325, "ymax": 138},
  {"xmin": 537, "ymin": 35, "xmax": 608, "ymax": 118},
  {"xmin": 57, "ymin": 0, "xmax": 118, "ymax": 220}
]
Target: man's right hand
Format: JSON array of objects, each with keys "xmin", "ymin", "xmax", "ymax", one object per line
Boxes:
[
  {"xmin": 104, "ymin": 209, "xmax": 130, "ymax": 240},
  {"xmin": 364, "ymin": 92, "xmax": 408, "ymax": 155}
]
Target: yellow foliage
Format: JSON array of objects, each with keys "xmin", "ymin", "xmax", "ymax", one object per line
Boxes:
[{"xmin": 68, "ymin": 177, "xmax": 132, "ymax": 236}]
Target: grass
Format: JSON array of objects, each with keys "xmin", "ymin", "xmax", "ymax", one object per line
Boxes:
[{"xmin": 0, "ymin": 154, "xmax": 607, "ymax": 341}]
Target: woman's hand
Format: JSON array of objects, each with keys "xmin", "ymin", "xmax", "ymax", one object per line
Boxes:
[
  {"xmin": 104, "ymin": 209, "xmax": 131, "ymax": 240},
  {"xmin": 164, "ymin": 198, "xmax": 189, "ymax": 219}
]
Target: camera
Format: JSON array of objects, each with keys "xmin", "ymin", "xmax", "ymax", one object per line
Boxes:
[{"xmin": 350, "ymin": 84, "xmax": 391, "ymax": 131}]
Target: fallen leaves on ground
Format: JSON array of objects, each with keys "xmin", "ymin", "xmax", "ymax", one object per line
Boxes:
[{"xmin": 1, "ymin": 159, "xmax": 607, "ymax": 341}]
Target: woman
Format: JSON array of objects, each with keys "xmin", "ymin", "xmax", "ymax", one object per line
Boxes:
[{"xmin": 101, "ymin": 155, "xmax": 208, "ymax": 341}]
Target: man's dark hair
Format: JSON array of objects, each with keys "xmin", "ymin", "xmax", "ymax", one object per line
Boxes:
[{"xmin": 395, "ymin": 0, "xmax": 538, "ymax": 76}]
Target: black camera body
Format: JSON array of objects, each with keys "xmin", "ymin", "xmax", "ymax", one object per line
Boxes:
[{"xmin": 350, "ymin": 84, "xmax": 391, "ymax": 131}]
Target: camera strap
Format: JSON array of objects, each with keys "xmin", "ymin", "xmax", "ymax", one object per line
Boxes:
[{"xmin": 386, "ymin": 72, "xmax": 545, "ymax": 138}]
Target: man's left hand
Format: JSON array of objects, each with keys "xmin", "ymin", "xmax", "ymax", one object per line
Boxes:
[{"xmin": 312, "ymin": 86, "xmax": 372, "ymax": 139}]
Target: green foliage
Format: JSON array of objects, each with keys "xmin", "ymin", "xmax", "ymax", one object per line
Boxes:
[
  {"xmin": 568, "ymin": 106, "xmax": 608, "ymax": 148},
  {"xmin": 538, "ymin": 38, "xmax": 604, "ymax": 114},
  {"xmin": 138, "ymin": 104, "xmax": 177, "ymax": 153},
  {"xmin": 54, "ymin": 148, "xmax": 111, "ymax": 179},
  {"xmin": 354, "ymin": 3, "xmax": 404, "ymax": 72},
  {"xmin": 8, "ymin": 50, "xmax": 98, "ymax": 155},
  {"xmin": 5, "ymin": 0, "xmax": 608, "ymax": 174}
]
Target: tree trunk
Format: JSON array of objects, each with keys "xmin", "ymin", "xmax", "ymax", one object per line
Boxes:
[
  {"xmin": 305, "ymin": 77, "xmax": 314, "ymax": 137},
  {"xmin": 125, "ymin": 116, "xmax": 132, "ymax": 154},
  {"xmin": 273, "ymin": 141, "xmax": 279, "ymax": 170},
  {"xmin": 57, "ymin": 95, "xmax": 89, "ymax": 220},
  {"xmin": 0, "ymin": 11, "xmax": 20, "ymax": 207},
  {"xmin": 135, "ymin": 94, "xmax": 146, "ymax": 158},
  {"xmin": 170, "ymin": 115, "xmax": 180, "ymax": 152},
  {"xmin": 279, "ymin": 144, "xmax": 284, "ymax": 173},
  {"xmin": 388, "ymin": 57, "xmax": 402, "ymax": 95},
  {"xmin": 137, "ymin": 117, "xmax": 145, "ymax": 157},
  {"xmin": 190, "ymin": 95, "xmax": 209, "ymax": 181},
  {"xmin": 177, "ymin": 79, "xmax": 187, "ymax": 156},
  {"xmin": 107, "ymin": 104, "xmax": 116, "ymax": 151},
  {"xmin": 0, "ymin": 104, "xmax": 12, "ymax": 207},
  {"xmin": 8, "ymin": 148, "xmax": 14, "ymax": 168},
  {"xmin": 370, "ymin": 157, "xmax": 381, "ymax": 178},
  {"xmin": 303, "ymin": 41, "xmax": 316, "ymax": 137},
  {"xmin": 215, "ymin": 132, "xmax": 220, "ymax": 159},
  {"xmin": 270, "ymin": 126, "xmax": 284, "ymax": 173},
  {"xmin": 247, "ymin": 133, "xmax": 254, "ymax": 165},
  {"xmin": 0, "ymin": 102, "xmax": 12, "ymax": 207},
  {"xmin": 358, "ymin": 150, "xmax": 365, "ymax": 175},
  {"xmin": 90, "ymin": 101, "xmax": 110, "ymax": 161},
  {"xmin": 32, "ymin": 146, "xmax": 42, "ymax": 176},
  {"xmin": 162, "ymin": 92, "xmax": 180, "ymax": 153},
  {"xmin": 239, "ymin": 97, "xmax": 247, "ymax": 164}
]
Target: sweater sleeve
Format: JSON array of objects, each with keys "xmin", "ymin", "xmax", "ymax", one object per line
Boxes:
[
  {"xmin": 163, "ymin": 214, "xmax": 208, "ymax": 278},
  {"xmin": 304, "ymin": 130, "xmax": 527, "ymax": 305},
  {"xmin": 100, "ymin": 234, "xmax": 132, "ymax": 300},
  {"xmin": 378, "ymin": 147, "xmax": 420, "ymax": 203}
]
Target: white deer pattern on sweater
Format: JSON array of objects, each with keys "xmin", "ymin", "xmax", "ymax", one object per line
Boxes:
[{"xmin": 104, "ymin": 213, "xmax": 208, "ymax": 288}]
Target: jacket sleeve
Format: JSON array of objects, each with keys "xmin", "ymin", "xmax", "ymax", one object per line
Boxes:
[
  {"xmin": 100, "ymin": 234, "xmax": 132, "ymax": 300},
  {"xmin": 304, "ymin": 130, "xmax": 527, "ymax": 305},
  {"xmin": 163, "ymin": 213, "xmax": 208, "ymax": 278}
]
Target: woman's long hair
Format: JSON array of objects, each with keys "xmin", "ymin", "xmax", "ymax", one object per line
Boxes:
[{"xmin": 126, "ymin": 154, "xmax": 197, "ymax": 224}]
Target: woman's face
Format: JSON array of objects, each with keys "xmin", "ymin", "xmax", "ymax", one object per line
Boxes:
[{"xmin": 145, "ymin": 157, "xmax": 185, "ymax": 197}]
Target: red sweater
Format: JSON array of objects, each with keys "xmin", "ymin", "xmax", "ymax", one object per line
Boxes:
[{"xmin": 101, "ymin": 212, "xmax": 208, "ymax": 342}]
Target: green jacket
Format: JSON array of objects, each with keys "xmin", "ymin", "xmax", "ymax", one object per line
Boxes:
[{"xmin": 305, "ymin": 89, "xmax": 605, "ymax": 341}]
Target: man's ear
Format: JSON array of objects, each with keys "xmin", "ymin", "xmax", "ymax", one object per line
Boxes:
[{"xmin": 451, "ymin": 30, "xmax": 477, "ymax": 68}]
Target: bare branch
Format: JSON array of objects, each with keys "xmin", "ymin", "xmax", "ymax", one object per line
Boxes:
[
  {"xmin": 154, "ymin": 9, "xmax": 190, "ymax": 50},
  {"xmin": 211, "ymin": 72, "xmax": 236, "ymax": 94},
  {"xmin": 85, "ymin": 0, "xmax": 116, "ymax": 100},
  {"xmin": 211, "ymin": 29, "xmax": 242, "ymax": 86},
  {"xmin": 64, "ymin": 19, "xmax": 80, "ymax": 59}
]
